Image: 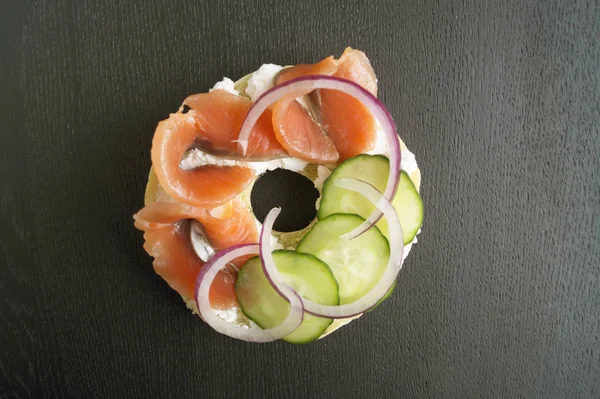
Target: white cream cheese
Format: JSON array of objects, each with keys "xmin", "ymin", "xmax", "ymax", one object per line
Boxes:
[
  {"xmin": 401, "ymin": 149, "xmax": 418, "ymax": 175},
  {"xmin": 314, "ymin": 165, "xmax": 332, "ymax": 210},
  {"xmin": 214, "ymin": 307, "xmax": 257, "ymax": 328},
  {"xmin": 180, "ymin": 148, "xmax": 308, "ymax": 175},
  {"xmin": 365, "ymin": 122, "xmax": 390, "ymax": 157},
  {"xmin": 246, "ymin": 64, "xmax": 284, "ymax": 101},
  {"xmin": 210, "ymin": 77, "xmax": 239, "ymax": 96}
]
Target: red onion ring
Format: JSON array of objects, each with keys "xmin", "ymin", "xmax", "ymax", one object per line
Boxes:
[
  {"xmin": 258, "ymin": 208, "xmax": 296, "ymax": 300},
  {"xmin": 259, "ymin": 177, "xmax": 404, "ymax": 319},
  {"xmin": 194, "ymin": 244, "xmax": 304, "ymax": 342},
  {"xmin": 236, "ymin": 75, "xmax": 401, "ymax": 239}
]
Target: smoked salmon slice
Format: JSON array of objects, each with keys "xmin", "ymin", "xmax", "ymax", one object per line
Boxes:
[
  {"xmin": 134, "ymin": 199, "xmax": 259, "ymax": 309},
  {"xmin": 320, "ymin": 47, "xmax": 378, "ymax": 160},
  {"xmin": 182, "ymin": 90, "xmax": 287, "ymax": 158},
  {"xmin": 331, "ymin": 47, "xmax": 377, "ymax": 96},
  {"xmin": 271, "ymin": 47, "xmax": 378, "ymax": 162},
  {"xmin": 193, "ymin": 199, "xmax": 259, "ymax": 251},
  {"xmin": 270, "ymin": 56, "xmax": 340, "ymax": 163},
  {"xmin": 151, "ymin": 113, "xmax": 255, "ymax": 208},
  {"xmin": 272, "ymin": 98, "xmax": 339, "ymax": 163},
  {"xmin": 141, "ymin": 223, "xmax": 204, "ymax": 304},
  {"xmin": 274, "ymin": 56, "xmax": 338, "ymax": 86},
  {"xmin": 152, "ymin": 90, "xmax": 288, "ymax": 209}
]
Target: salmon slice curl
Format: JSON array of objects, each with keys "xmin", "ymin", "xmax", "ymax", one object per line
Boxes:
[
  {"xmin": 270, "ymin": 56, "xmax": 340, "ymax": 163},
  {"xmin": 272, "ymin": 97, "xmax": 339, "ymax": 163},
  {"xmin": 274, "ymin": 56, "xmax": 338, "ymax": 86},
  {"xmin": 134, "ymin": 199, "xmax": 259, "ymax": 309},
  {"xmin": 151, "ymin": 113, "xmax": 254, "ymax": 208},
  {"xmin": 320, "ymin": 47, "xmax": 378, "ymax": 160},
  {"xmin": 272, "ymin": 47, "xmax": 379, "ymax": 162},
  {"xmin": 152, "ymin": 89, "xmax": 290, "ymax": 208},
  {"xmin": 183, "ymin": 90, "xmax": 287, "ymax": 158}
]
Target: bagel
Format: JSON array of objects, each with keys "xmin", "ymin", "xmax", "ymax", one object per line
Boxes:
[{"xmin": 136, "ymin": 48, "xmax": 422, "ymax": 342}]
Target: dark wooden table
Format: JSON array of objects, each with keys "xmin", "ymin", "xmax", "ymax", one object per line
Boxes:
[{"xmin": 2, "ymin": 1, "xmax": 599, "ymax": 398}]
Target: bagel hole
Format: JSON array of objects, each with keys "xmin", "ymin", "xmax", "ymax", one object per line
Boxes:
[{"xmin": 251, "ymin": 169, "xmax": 319, "ymax": 233}]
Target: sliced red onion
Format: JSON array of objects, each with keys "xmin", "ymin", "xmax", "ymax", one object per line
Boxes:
[
  {"xmin": 236, "ymin": 75, "xmax": 401, "ymax": 239},
  {"xmin": 259, "ymin": 208, "xmax": 295, "ymax": 301},
  {"xmin": 195, "ymin": 243, "xmax": 304, "ymax": 342},
  {"xmin": 259, "ymin": 180, "xmax": 404, "ymax": 319}
]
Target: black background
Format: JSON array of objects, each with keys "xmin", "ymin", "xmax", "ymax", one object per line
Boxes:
[{"xmin": 2, "ymin": 1, "xmax": 599, "ymax": 398}]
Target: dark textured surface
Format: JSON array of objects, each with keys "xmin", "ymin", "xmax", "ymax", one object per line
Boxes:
[
  {"xmin": 1, "ymin": 0, "xmax": 599, "ymax": 398},
  {"xmin": 251, "ymin": 169, "xmax": 320, "ymax": 232}
]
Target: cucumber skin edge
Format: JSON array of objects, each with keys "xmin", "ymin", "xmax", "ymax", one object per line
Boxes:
[{"xmin": 234, "ymin": 251, "xmax": 338, "ymax": 344}]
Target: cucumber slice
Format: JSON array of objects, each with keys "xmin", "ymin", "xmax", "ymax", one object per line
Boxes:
[
  {"xmin": 317, "ymin": 154, "xmax": 423, "ymax": 244},
  {"xmin": 297, "ymin": 214, "xmax": 390, "ymax": 305},
  {"xmin": 235, "ymin": 250, "xmax": 339, "ymax": 344}
]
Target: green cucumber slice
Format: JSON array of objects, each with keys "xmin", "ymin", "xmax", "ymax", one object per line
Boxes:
[
  {"xmin": 297, "ymin": 214, "xmax": 390, "ymax": 305},
  {"xmin": 317, "ymin": 154, "xmax": 423, "ymax": 244},
  {"xmin": 235, "ymin": 250, "xmax": 339, "ymax": 344}
]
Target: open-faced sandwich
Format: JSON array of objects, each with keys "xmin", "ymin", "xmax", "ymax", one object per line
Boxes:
[{"xmin": 134, "ymin": 48, "xmax": 423, "ymax": 343}]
